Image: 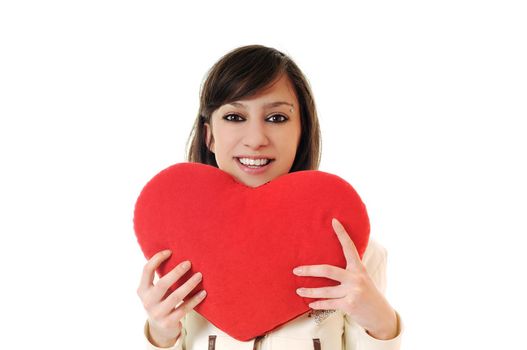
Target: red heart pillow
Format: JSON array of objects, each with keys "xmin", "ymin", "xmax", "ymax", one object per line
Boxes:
[{"xmin": 133, "ymin": 163, "xmax": 370, "ymax": 341}]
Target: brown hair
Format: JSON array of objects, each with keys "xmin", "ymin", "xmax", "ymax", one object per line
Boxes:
[{"xmin": 186, "ymin": 44, "xmax": 321, "ymax": 172}]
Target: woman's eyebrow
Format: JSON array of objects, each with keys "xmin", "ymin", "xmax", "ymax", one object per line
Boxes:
[{"xmin": 228, "ymin": 101, "xmax": 293, "ymax": 109}]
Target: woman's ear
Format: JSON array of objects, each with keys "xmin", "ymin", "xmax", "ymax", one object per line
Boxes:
[{"xmin": 204, "ymin": 122, "xmax": 215, "ymax": 153}]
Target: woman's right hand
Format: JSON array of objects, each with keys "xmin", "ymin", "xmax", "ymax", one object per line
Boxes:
[{"xmin": 137, "ymin": 249, "xmax": 207, "ymax": 348}]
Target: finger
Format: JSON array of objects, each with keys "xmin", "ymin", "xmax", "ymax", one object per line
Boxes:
[
  {"xmin": 293, "ymin": 264, "xmax": 348, "ymax": 282},
  {"xmin": 169, "ymin": 290, "xmax": 207, "ymax": 322},
  {"xmin": 138, "ymin": 250, "xmax": 172, "ymax": 294},
  {"xmin": 160, "ymin": 272, "xmax": 203, "ymax": 310},
  {"xmin": 150, "ymin": 260, "xmax": 193, "ymax": 302},
  {"xmin": 332, "ymin": 218, "xmax": 361, "ymax": 269},
  {"xmin": 308, "ymin": 298, "xmax": 343, "ymax": 310},
  {"xmin": 296, "ymin": 285, "xmax": 346, "ymax": 299}
]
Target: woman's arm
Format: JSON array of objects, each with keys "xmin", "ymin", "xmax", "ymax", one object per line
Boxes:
[
  {"xmin": 293, "ymin": 219, "xmax": 403, "ymax": 349},
  {"xmin": 145, "ymin": 317, "xmax": 185, "ymax": 350},
  {"xmin": 138, "ymin": 250, "xmax": 207, "ymax": 349},
  {"xmin": 343, "ymin": 239, "xmax": 403, "ymax": 349}
]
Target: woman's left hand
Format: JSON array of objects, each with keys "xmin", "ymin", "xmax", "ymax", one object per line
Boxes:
[{"xmin": 293, "ymin": 218, "xmax": 398, "ymax": 340}]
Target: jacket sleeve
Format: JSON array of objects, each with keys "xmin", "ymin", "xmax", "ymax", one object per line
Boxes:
[
  {"xmin": 144, "ymin": 319, "xmax": 186, "ymax": 350},
  {"xmin": 343, "ymin": 240, "xmax": 403, "ymax": 350}
]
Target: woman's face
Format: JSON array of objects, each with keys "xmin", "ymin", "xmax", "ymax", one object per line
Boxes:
[{"xmin": 205, "ymin": 74, "xmax": 301, "ymax": 188}]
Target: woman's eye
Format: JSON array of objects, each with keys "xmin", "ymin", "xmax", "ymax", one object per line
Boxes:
[
  {"xmin": 223, "ymin": 114, "xmax": 244, "ymax": 122},
  {"xmin": 267, "ymin": 114, "xmax": 287, "ymax": 123}
]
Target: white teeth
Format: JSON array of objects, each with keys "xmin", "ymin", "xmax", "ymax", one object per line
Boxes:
[{"xmin": 238, "ymin": 157, "xmax": 271, "ymax": 166}]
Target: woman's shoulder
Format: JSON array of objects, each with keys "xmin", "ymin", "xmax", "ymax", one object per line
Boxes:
[
  {"xmin": 361, "ymin": 238, "xmax": 388, "ymax": 273},
  {"xmin": 360, "ymin": 238, "xmax": 389, "ymax": 294}
]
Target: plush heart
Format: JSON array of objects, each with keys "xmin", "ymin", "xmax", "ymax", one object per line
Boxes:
[{"xmin": 133, "ymin": 163, "xmax": 370, "ymax": 341}]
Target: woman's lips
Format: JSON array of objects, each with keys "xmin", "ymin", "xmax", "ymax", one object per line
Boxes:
[{"xmin": 235, "ymin": 157, "xmax": 274, "ymax": 175}]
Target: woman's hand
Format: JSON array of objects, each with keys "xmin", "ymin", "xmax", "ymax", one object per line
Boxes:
[
  {"xmin": 293, "ymin": 218, "xmax": 398, "ymax": 340},
  {"xmin": 137, "ymin": 250, "xmax": 207, "ymax": 347}
]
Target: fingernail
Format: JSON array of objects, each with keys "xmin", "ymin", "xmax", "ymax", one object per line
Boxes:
[
  {"xmin": 182, "ymin": 260, "xmax": 190, "ymax": 269},
  {"xmin": 199, "ymin": 290, "xmax": 207, "ymax": 297},
  {"xmin": 296, "ymin": 288, "xmax": 304, "ymax": 294},
  {"xmin": 164, "ymin": 250, "xmax": 172, "ymax": 256},
  {"xmin": 293, "ymin": 267, "xmax": 302, "ymax": 275}
]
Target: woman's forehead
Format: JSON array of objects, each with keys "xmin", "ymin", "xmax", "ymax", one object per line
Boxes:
[{"xmin": 222, "ymin": 76, "xmax": 298, "ymax": 109}]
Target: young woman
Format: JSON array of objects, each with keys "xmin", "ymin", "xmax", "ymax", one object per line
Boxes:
[{"xmin": 137, "ymin": 45, "xmax": 403, "ymax": 349}]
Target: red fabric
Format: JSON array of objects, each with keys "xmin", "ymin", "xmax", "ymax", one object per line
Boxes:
[{"xmin": 134, "ymin": 163, "xmax": 370, "ymax": 341}]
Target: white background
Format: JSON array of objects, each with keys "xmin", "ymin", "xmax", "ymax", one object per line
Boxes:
[{"xmin": 1, "ymin": 1, "xmax": 526, "ymax": 349}]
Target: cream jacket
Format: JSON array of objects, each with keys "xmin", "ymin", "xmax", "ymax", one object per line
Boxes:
[{"xmin": 144, "ymin": 239, "xmax": 403, "ymax": 350}]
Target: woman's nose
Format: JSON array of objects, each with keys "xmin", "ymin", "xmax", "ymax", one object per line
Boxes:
[{"xmin": 242, "ymin": 119, "xmax": 269, "ymax": 149}]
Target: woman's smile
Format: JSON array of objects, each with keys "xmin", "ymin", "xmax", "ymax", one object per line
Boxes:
[{"xmin": 235, "ymin": 156, "xmax": 275, "ymax": 175}]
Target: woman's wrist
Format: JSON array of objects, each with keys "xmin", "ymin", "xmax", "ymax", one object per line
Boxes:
[
  {"xmin": 365, "ymin": 308, "xmax": 398, "ymax": 340},
  {"xmin": 146, "ymin": 321, "xmax": 180, "ymax": 348}
]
